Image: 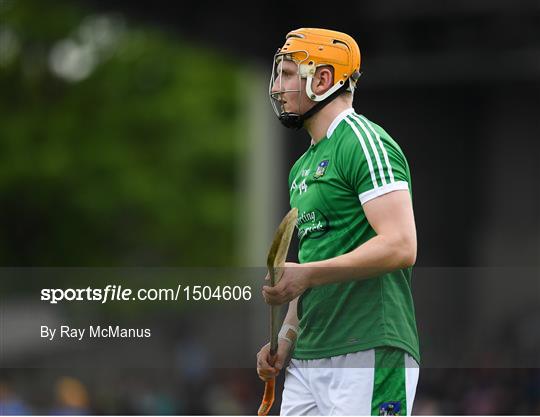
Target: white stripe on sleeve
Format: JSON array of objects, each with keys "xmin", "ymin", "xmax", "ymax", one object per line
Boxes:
[{"xmin": 359, "ymin": 181, "xmax": 409, "ymax": 205}]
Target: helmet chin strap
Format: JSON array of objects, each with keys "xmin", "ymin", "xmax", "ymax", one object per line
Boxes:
[{"xmin": 278, "ymin": 81, "xmax": 350, "ymax": 130}]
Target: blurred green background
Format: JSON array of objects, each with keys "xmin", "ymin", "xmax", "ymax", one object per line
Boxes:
[
  {"xmin": 0, "ymin": 0, "xmax": 243, "ymax": 267},
  {"xmin": 1, "ymin": 4, "xmax": 263, "ymax": 414}
]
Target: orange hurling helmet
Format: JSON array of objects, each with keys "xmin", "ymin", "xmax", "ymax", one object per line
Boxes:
[{"xmin": 270, "ymin": 28, "xmax": 361, "ymax": 129}]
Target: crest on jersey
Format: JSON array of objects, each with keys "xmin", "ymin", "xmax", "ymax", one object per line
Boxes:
[
  {"xmin": 379, "ymin": 401, "xmax": 401, "ymax": 416},
  {"xmin": 314, "ymin": 160, "xmax": 329, "ymax": 179}
]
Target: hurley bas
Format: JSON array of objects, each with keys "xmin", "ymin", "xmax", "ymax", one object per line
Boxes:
[{"xmin": 41, "ymin": 325, "xmax": 151, "ymax": 341}]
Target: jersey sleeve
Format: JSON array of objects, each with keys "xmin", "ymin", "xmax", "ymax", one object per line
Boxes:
[{"xmin": 337, "ymin": 114, "xmax": 411, "ymax": 205}]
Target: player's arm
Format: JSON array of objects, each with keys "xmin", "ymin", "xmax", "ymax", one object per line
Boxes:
[
  {"xmin": 307, "ymin": 189, "xmax": 416, "ymax": 285},
  {"xmin": 256, "ymin": 297, "xmax": 298, "ymax": 380},
  {"xmin": 263, "ymin": 190, "xmax": 416, "ymax": 304},
  {"xmin": 281, "ymin": 296, "xmax": 300, "ymax": 332}
]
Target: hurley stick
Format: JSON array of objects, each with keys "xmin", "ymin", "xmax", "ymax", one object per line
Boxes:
[{"xmin": 257, "ymin": 207, "xmax": 298, "ymax": 416}]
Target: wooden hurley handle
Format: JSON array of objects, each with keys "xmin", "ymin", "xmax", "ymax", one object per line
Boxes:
[
  {"xmin": 257, "ymin": 377, "xmax": 275, "ymax": 416},
  {"xmin": 259, "ymin": 208, "xmax": 297, "ymax": 416}
]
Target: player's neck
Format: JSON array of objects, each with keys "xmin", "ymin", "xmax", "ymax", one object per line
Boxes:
[{"xmin": 304, "ymin": 99, "xmax": 353, "ymax": 144}]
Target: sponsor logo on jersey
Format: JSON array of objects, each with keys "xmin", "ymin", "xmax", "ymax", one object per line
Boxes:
[
  {"xmin": 313, "ymin": 160, "xmax": 329, "ymax": 179},
  {"xmin": 297, "ymin": 209, "xmax": 329, "ymax": 239}
]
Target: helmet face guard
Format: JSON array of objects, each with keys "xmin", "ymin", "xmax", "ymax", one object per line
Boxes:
[{"xmin": 269, "ymin": 51, "xmax": 307, "ymax": 130}]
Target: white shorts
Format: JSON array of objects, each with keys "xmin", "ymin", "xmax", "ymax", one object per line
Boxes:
[{"xmin": 280, "ymin": 348, "xmax": 419, "ymax": 416}]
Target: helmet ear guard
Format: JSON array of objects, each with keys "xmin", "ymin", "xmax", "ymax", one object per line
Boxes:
[{"xmin": 304, "ymin": 70, "xmax": 345, "ymax": 102}]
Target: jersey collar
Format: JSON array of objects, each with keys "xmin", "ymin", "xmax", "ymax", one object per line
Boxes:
[{"xmin": 326, "ymin": 107, "xmax": 355, "ymax": 138}]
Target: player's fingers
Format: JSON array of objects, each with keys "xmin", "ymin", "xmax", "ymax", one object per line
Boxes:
[
  {"xmin": 262, "ymin": 286, "xmax": 287, "ymax": 305},
  {"xmin": 257, "ymin": 345, "xmax": 277, "ymax": 365},
  {"xmin": 257, "ymin": 367, "xmax": 278, "ymax": 381},
  {"xmin": 262, "ymin": 287, "xmax": 276, "ymax": 303},
  {"xmin": 256, "ymin": 343, "xmax": 279, "ymax": 380},
  {"xmin": 263, "ymin": 284, "xmax": 287, "ymax": 299},
  {"xmin": 261, "ymin": 291, "xmax": 273, "ymax": 305},
  {"xmin": 257, "ymin": 358, "xmax": 275, "ymax": 372},
  {"xmin": 262, "ymin": 293, "xmax": 281, "ymax": 306},
  {"xmin": 257, "ymin": 350, "xmax": 270, "ymax": 367},
  {"xmin": 257, "ymin": 356, "xmax": 279, "ymax": 380},
  {"xmin": 262, "ymin": 285, "xmax": 279, "ymax": 295}
]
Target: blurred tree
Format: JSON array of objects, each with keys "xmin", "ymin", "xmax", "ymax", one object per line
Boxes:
[{"xmin": 0, "ymin": 0, "xmax": 243, "ymax": 267}]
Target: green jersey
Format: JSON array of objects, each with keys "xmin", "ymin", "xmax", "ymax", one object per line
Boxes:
[{"xmin": 289, "ymin": 108, "xmax": 420, "ymax": 363}]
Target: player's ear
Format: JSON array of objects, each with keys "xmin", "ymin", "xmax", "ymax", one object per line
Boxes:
[{"xmin": 313, "ymin": 66, "xmax": 334, "ymax": 94}]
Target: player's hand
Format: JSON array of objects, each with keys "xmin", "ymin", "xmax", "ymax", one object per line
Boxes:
[
  {"xmin": 256, "ymin": 340, "xmax": 292, "ymax": 381},
  {"xmin": 262, "ymin": 262, "xmax": 311, "ymax": 305}
]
